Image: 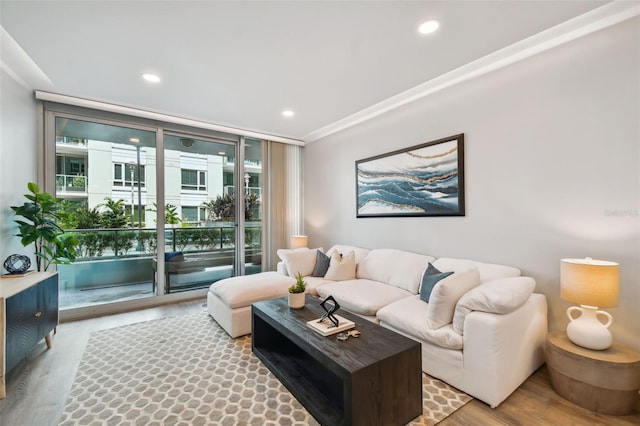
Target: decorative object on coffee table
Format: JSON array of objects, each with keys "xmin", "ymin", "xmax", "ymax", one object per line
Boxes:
[
  {"xmin": 3, "ymin": 254, "xmax": 31, "ymax": 275},
  {"xmin": 307, "ymin": 313, "xmax": 355, "ymax": 336},
  {"xmin": 307, "ymin": 295, "xmax": 355, "ymax": 336},
  {"xmin": 287, "ymin": 272, "xmax": 306, "ymax": 309},
  {"xmin": 319, "ymin": 295, "xmax": 340, "ymax": 327}
]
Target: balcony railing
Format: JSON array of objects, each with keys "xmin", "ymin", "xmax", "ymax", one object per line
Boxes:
[
  {"xmin": 223, "ymin": 185, "xmax": 261, "ymax": 199},
  {"xmin": 56, "ymin": 136, "xmax": 88, "ymax": 147},
  {"xmin": 56, "ymin": 174, "xmax": 87, "ymax": 193},
  {"xmin": 65, "ymin": 223, "xmax": 262, "ymax": 260}
]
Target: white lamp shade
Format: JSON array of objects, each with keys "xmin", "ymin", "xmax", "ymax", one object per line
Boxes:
[
  {"xmin": 560, "ymin": 258, "xmax": 619, "ymax": 308},
  {"xmin": 290, "ymin": 235, "xmax": 308, "ymax": 249}
]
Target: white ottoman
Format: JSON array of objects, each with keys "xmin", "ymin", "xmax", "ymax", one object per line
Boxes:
[{"xmin": 207, "ymin": 271, "xmax": 295, "ymax": 337}]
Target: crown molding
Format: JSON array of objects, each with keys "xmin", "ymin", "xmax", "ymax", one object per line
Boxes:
[
  {"xmin": 0, "ymin": 26, "xmax": 54, "ymax": 90},
  {"xmin": 35, "ymin": 91, "xmax": 305, "ymax": 146},
  {"xmin": 303, "ymin": 1, "xmax": 640, "ymax": 143}
]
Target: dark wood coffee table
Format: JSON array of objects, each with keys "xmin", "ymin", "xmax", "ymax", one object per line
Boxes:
[{"xmin": 252, "ymin": 296, "xmax": 422, "ymax": 426}]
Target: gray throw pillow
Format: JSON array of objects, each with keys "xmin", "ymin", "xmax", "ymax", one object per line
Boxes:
[
  {"xmin": 312, "ymin": 250, "xmax": 331, "ymax": 277},
  {"xmin": 420, "ymin": 263, "xmax": 453, "ymax": 303}
]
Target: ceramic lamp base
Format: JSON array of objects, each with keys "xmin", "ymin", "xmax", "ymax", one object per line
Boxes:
[{"xmin": 566, "ymin": 305, "xmax": 613, "ymax": 350}]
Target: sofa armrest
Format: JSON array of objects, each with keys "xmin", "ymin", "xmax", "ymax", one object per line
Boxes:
[
  {"xmin": 452, "ymin": 276, "xmax": 536, "ymax": 334},
  {"xmin": 461, "ymin": 293, "xmax": 547, "ymax": 407},
  {"xmin": 276, "ymin": 261, "xmax": 289, "ymax": 276}
]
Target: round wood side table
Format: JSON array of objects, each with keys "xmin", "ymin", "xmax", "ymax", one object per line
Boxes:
[{"xmin": 545, "ymin": 331, "xmax": 640, "ymax": 415}]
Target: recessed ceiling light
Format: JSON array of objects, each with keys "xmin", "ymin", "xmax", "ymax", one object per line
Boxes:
[
  {"xmin": 418, "ymin": 20, "xmax": 440, "ymax": 35},
  {"xmin": 129, "ymin": 137, "xmax": 140, "ymax": 143},
  {"xmin": 142, "ymin": 73, "xmax": 161, "ymax": 83},
  {"xmin": 282, "ymin": 110, "xmax": 294, "ymax": 117},
  {"xmin": 218, "ymin": 151, "xmax": 226, "ymax": 156}
]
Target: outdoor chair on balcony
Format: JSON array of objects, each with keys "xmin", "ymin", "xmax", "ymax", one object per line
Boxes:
[{"xmin": 152, "ymin": 252, "xmax": 235, "ymax": 294}]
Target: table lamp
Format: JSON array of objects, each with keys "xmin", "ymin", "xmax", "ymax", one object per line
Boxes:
[
  {"xmin": 560, "ymin": 258, "xmax": 619, "ymax": 350},
  {"xmin": 290, "ymin": 235, "xmax": 308, "ymax": 249}
]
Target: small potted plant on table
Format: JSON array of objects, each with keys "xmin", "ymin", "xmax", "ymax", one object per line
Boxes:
[{"xmin": 288, "ymin": 272, "xmax": 306, "ymax": 309}]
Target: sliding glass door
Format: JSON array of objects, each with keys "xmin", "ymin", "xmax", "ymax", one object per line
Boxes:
[
  {"xmin": 54, "ymin": 116, "xmax": 158, "ymax": 309},
  {"xmin": 160, "ymin": 134, "xmax": 264, "ymax": 293},
  {"xmin": 161, "ymin": 133, "xmax": 238, "ymax": 293},
  {"xmin": 47, "ymin": 108, "xmax": 265, "ymax": 312}
]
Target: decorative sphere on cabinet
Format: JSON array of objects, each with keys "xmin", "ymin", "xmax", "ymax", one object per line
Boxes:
[{"xmin": 3, "ymin": 254, "xmax": 31, "ymax": 274}]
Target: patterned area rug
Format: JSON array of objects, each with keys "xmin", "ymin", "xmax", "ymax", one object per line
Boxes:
[{"xmin": 59, "ymin": 312, "xmax": 471, "ymax": 425}]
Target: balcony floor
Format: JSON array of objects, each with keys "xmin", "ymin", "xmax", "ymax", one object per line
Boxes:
[{"xmin": 60, "ymin": 282, "xmax": 155, "ymax": 310}]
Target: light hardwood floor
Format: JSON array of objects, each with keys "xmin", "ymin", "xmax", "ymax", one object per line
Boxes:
[{"xmin": 1, "ymin": 299, "xmax": 638, "ymax": 426}]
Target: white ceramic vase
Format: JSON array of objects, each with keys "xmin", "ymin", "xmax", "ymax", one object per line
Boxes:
[{"xmin": 566, "ymin": 305, "xmax": 613, "ymax": 350}]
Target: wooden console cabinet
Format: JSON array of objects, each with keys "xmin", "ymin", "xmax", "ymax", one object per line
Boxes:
[{"xmin": 0, "ymin": 271, "xmax": 58, "ymax": 399}]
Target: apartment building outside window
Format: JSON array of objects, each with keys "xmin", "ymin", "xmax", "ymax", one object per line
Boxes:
[
  {"xmin": 181, "ymin": 206, "xmax": 207, "ymax": 223},
  {"xmin": 113, "ymin": 163, "xmax": 146, "ymax": 187},
  {"xmin": 181, "ymin": 169, "xmax": 206, "ymax": 191}
]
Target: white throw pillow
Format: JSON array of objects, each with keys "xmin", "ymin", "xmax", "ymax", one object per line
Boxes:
[
  {"xmin": 452, "ymin": 276, "xmax": 536, "ymax": 334},
  {"xmin": 324, "ymin": 250, "xmax": 356, "ymax": 281},
  {"xmin": 279, "ymin": 248, "xmax": 322, "ymax": 277},
  {"xmin": 427, "ymin": 267, "xmax": 480, "ymax": 329},
  {"xmin": 276, "ymin": 247, "xmax": 308, "ymax": 261}
]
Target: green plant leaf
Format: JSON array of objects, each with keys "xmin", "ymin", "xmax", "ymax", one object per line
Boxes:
[{"xmin": 27, "ymin": 181, "xmax": 40, "ymax": 194}]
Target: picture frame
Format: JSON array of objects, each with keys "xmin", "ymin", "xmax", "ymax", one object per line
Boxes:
[{"xmin": 356, "ymin": 133, "xmax": 465, "ymax": 218}]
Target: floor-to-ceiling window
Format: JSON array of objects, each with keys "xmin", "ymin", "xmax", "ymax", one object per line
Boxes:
[
  {"xmin": 53, "ymin": 116, "xmax": 158, "ymax": 309},
  {"xmin": 45, "ymin": 106, "xmax": 265, "ymax": 313}
]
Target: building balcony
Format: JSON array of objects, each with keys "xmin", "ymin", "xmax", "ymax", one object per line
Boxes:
[{"xmin": 56, "ymin": 174, "xmax": 88, "ymax": 197}]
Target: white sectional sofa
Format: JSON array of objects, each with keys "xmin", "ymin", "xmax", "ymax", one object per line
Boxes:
[{"xmin": 207, "ymin": 244, "xmax": 547, "ymax": 408}]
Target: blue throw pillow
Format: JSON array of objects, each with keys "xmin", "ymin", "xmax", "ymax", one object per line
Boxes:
[
  {"xmin": 420, "ymin": 263, "xmax": 453, "ymax": 303},
  {"xmin": 312, "ymin": 250, "xmax": 331, "ymax": 277},
  {"xmin": 165, "ymin": 251, "xmax": 185, "ymax": 262}
]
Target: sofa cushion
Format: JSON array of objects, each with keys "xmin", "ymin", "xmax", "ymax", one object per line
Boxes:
[
  {"xmin": 427, "ymin": 267, "xmax": 480, "ymax": 329},
  {"xmin": 311, "ymin": 250, "xmax": 331, "ymax": 277},
  {"xmin": 452, "ymin": 276, "xmax": 536, "ymax": 334},
  {"xmin": 357, "ymin": 249, "xmax": 435, "ymax": 294},
  {"xmin": 279, "ymin": 247, "xmax": 323, "ymax": 277},
  {"xmin": 316, "ymin": 279, "xmax": 413, "ymax": 317},
  {"xmin": 377, "ymin": 296, "xmax": 463, "ymax": 350},
  {"xmin": 432, "ymin": 258, "xmax": 520, "ymax": 283},
  {"xmin": 419, "ymin": 263, "xmax": 453, "ymax": 303},
  {"xmin": 326, "ymin": 244, "xmax": 371, "ymax": 264},
  {"xmin": 303, "ymin": 276, "xmax": 335, "ymax": 297},
  {"xmin": 276, "ymin": 247, "xmax": 308, "ymax": 260},
  {"xmin": 324, "ymin": 251, "xmax": 356, "ymax": 281},
  {"xmin": 209, "ymin": 271, "xmax": 295, "ymax": 309}
]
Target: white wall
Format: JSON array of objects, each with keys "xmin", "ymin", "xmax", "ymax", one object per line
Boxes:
[
  {"xmin": 303, "ymin": 18, "xmax": 640, "ymax": 349},
  {"xmin": 0, "ymin": 68, "xmax": 39, "ymax": 267}
]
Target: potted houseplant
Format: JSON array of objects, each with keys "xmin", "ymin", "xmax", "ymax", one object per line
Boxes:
[
  {"xmin": 288, "ymin": 272, "xmax": 307, "ymax": 309},
  {"xmin": 11, "ymin": 182, "xmax": 78, "ymax": 271}
]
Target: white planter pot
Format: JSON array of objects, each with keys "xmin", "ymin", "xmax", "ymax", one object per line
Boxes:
[{"xmin": 288, "ymin": 292, "xmax": 305, "ymax": 309}]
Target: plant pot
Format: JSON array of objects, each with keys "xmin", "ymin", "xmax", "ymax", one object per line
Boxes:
[{"xmin": 288, "ymin": 292, "xmax": 305, "ymax": 309}]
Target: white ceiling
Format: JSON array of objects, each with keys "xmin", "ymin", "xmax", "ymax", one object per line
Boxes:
[{"xmin": 0, "ymin": 1, "xmax": 625, "ymax": 143}]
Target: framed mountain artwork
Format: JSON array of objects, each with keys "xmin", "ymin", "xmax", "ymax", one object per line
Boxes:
[{"xmin": 356, "ymin": 134, "xmax": 465, "ymax": 217}]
